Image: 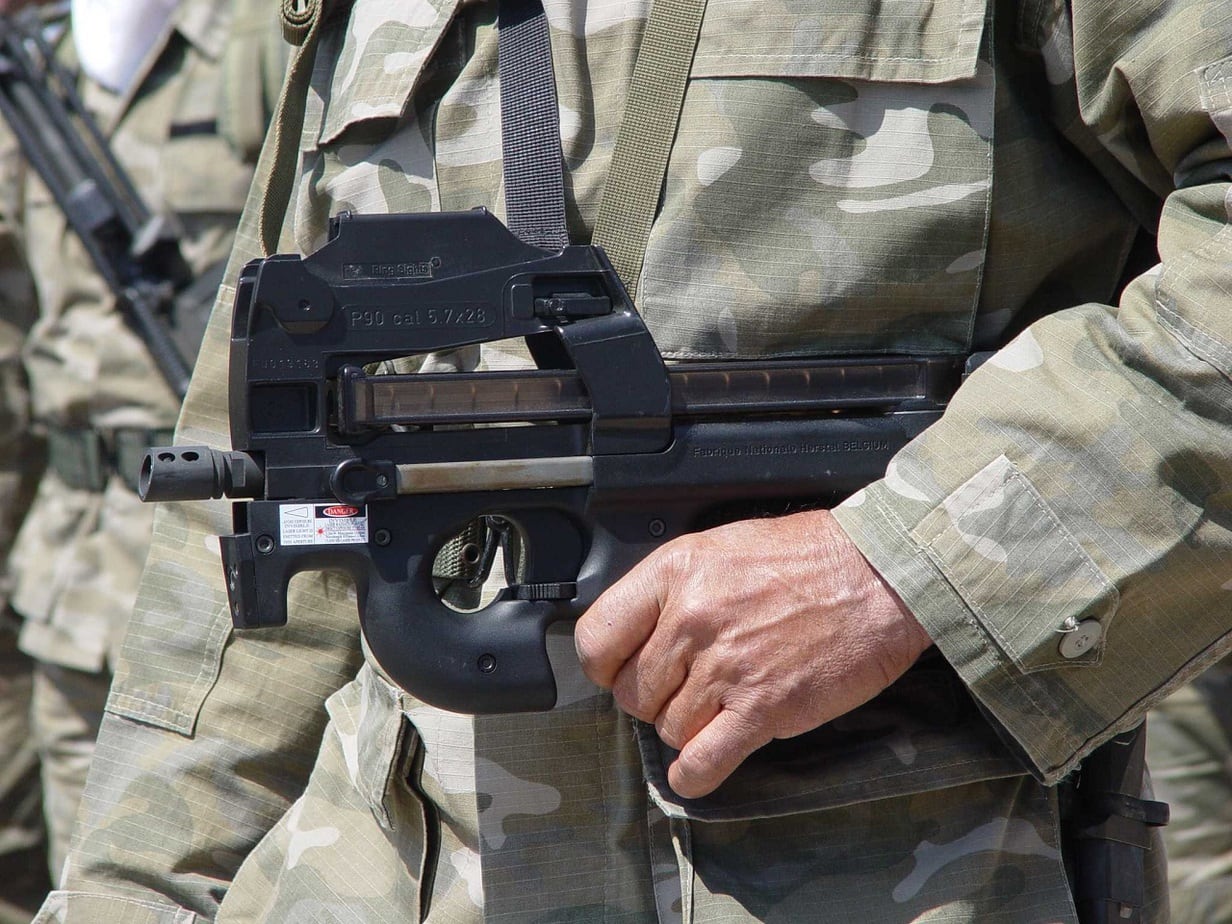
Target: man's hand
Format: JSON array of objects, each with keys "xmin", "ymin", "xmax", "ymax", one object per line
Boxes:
[{"xmin": 575, "ymin": 509, "xmax": 933, "ymax": 799}]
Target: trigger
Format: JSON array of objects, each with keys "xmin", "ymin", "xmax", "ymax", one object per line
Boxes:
[{"xmin": 510, "ymin": 582, "xmax": 577, "ymax": 601}]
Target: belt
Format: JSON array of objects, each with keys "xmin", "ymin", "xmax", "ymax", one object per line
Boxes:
[{"xmin": 45, "ymin": 426, "xmax": 176, "ymax": 494}]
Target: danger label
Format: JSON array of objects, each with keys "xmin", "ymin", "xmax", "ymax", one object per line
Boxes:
[{"xmin": 278, "ymin": 504, "xmax": 369, "ymax": 546}]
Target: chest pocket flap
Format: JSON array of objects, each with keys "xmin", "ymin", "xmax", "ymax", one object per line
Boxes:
[
  {"xmin": 692, "ymin": 0, "xmax": 986, "ymax": 83},
  {"xmin": 316, "ymin": 0, "xmax": 460, "ymax": 148}
]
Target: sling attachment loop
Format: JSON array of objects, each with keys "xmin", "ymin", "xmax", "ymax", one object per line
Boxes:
[{"xmin": 280, "ymin": 0, "xmax": 318, "ymax": 45}]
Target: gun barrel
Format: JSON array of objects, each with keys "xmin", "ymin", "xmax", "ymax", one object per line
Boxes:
[{"xmin": 140, "ymin": 446, "xmax": 264, "ymax": 502}]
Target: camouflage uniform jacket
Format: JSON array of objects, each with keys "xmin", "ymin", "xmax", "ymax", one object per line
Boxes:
[
  {"xmin": 39, "ymin": 0, "xmax": 1232, "ymax": 921},
  {"xmin": 8, "ymin": 0, "xmax": 268, "ymax": 672}
]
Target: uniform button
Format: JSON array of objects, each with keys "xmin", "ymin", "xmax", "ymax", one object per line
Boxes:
[{"xmin": 1058, "ymin": 619, "xmax": 1103, "ymax": 659}]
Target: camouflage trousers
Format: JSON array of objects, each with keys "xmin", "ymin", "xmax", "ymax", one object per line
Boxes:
[
  {"xmin": 30, "ymin": 662, "xmax": 111, "ymax": 882},
  {"xmin": 0, "ymin": 618, "xmax": 51, "ymax": 924},
  {"xmin": 215, "ymin": 663, "xmax": 1167, "ymax": 923},
  {"xmin": 1147, "ymin": 658, "xmax": 1232, "ymax": 924}
]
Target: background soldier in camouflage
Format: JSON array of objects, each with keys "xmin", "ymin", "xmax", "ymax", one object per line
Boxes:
[
  {"xmin": 35, "ymin": 0, "xmax": 1232, "ymax": 921},
  {"xmin": 0, "ymin": 107, "xmax": 49, "ymax": 924},
  {"xmin": 0, "ymin": 0, "xmax": 284, "ymax": 891}
]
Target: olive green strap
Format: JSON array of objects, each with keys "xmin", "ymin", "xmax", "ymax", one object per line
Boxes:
[
  {"xmin": 591, "ymin": 0, "xmax": 708, "ymax": 301},
  {"xmin": 257, "ymin": 0, "xmax": 329, "ymax": 255},
  {"xmin": 218, "ymin": 0, "xmax": 293, "ymax": 161}
]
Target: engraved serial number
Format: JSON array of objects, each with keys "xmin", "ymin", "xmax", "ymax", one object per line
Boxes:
[
  {"xmin": 257, "ymin": 356, "xmax": 316, "ymax": 371},
  {"xmin": 346, "ymin": 305, "xmax": 492, "ymax": 329}
]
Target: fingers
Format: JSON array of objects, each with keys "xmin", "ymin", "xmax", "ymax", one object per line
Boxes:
[
  {"xmin": 667, "ymin": 707, "xmax": 773, "ymax": 799},
  {"xmin": 575, "ymin": 551, "xmax": 677, "ymax": 689},
  {"xmin": 654, "ymin": 682, "xmax": 717, "ymax": 750},
  {"xmin": 611, "ymin": 642, "xmax": 688, "ymax": 725}
]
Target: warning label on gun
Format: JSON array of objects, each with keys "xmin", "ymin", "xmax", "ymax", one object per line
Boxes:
[{"xmin": 278, "ymin": 504, "xmax": 369, "ymax": 546}]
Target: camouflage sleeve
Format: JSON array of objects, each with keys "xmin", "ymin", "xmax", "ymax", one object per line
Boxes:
[{"xmin": 833, "ymin": 0, "xmax": 1232, "ymax": 785}]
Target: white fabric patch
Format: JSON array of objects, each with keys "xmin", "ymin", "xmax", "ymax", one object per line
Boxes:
[
  {"xmin": 284, "ymin": 799, "xmax": 341, "ymax": 871},
  {"xmin": 544, "ymin": 0, "xmax": 652, "ymax": 37},
  {"xmin": 946, "ymin": 250, "xmax": 984, "ymax": 274},
  {"xmin": 893, "ymin": 817, "xmax": 1060, "ymax": 902},
  {"xmin": 884, "ymin": 459, "xmax": 931, "ymax": 502},
  {"xmin": 697, "ymin": 146, "xmax": 742, "ymax": 186},
  {"xmin": 72, "ymin": 0, "xmax": 177, "ymax": 94},
  {"xmin": 1041, "ymin": 16, "xmax": 1076, "ymax": 86},
  {"xmin": 839, "ymin": 487, "xmax": 867, "ymax": 508},
  {"xmin": 451, "ymin": 847, "xmax": 485, "ymax": 908},
  {"xmin": 988, "ymin": 329, "xmax": 1045, "ymax": 373},
  {"xmin": 939, "ymin": 460, "xmax": 1011, "ymax": 564},
  {"xmin": 837, "ymin": 180, "xmax": 988, "ymax": 215}
]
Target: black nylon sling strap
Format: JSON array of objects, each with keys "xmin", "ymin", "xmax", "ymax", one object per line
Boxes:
[
  {"xmin": 498, "ymin": 0, "xmax": 569, "ymax": 251},
  {"xmin": 434, "ymin": 0, "xmax": 570, "ymax": 595}
]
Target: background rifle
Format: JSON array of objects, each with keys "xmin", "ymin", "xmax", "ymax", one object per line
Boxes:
[{"xmin": 0, "ymin": 7, "xmax": 201, "ymax": 399}]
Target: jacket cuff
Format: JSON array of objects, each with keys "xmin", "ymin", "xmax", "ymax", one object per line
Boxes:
[{"xmin": 833, "ymin": 454, "xmax": 1124, "ymax": 784}]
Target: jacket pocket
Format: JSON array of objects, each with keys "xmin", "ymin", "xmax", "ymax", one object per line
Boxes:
[
  {"xmin": 635, "ymin": 657, "xmax": 1073, "ymax": 922},
  {"xmin": 638, "ymin": 655, "xmax": 1021, "ymax": 825},
  {"xmin": 158, "ymin": 50, "xmax": 257, "ymax": 216},
  {"xmin": 323, "ymin": 665, "xmax": 438, "ymax": 910},
  {"xmin": 324, "ymin": 663, "xmax": 422, "ymax": 831},
  {"xmin": 287, "ymin": 0, "xmax": 460, "ymax": 251},
  {"xmin": 313, "ymin": 0, "xmax": 460, "ymax": 148},
  {"xmin": 640, "ymin": 0, "xmax": 995, "ymax": 360},
  {"xmin": 911, "ymin": 454, "xmax": 1120, "ymax": 674}
]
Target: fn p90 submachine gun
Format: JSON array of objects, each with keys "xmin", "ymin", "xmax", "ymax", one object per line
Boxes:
[{"xmin": 140, "ymin": 208, "xmax": 968, "ymax": 714}]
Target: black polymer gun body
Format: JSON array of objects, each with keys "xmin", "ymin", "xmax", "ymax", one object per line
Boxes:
[{"xmin": 140, "ymin": 209, "xmax": 968, "ymax": 715}]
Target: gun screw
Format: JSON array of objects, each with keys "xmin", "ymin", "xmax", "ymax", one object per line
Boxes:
[
  {"xmin": 374, "ymin": 529, "xmax": 391, "ymax": 546},
  {"xmin": 256, "ymin": 535, "xmax": 276, "ymax": 554},
  {"xmin": 648, "ymin": 519, "xmax": 666, "ymax": 538},
  {"xmin": 477, "ymin": 654, "xmax": 498, "ymax": 673},
  {"xmin": 376, "ymin": 475, "xmax": 389, "ymax": 488}
]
